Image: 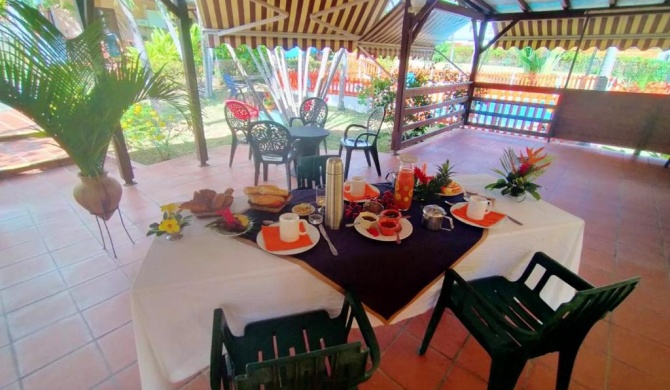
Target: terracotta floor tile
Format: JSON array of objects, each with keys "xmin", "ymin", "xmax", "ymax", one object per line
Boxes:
[
  {"xmin": 612, "ymin": 302, "xmax": 670, "ymax": 347},
  {"xmin": 83, "ymin": 291, "xmax": 132, "ymax": 338},
  {"xmin": 438, "ymin": 364, "xmax": 487, "ymax": 390},
  {"xmin": 581, "ymin": 247, "xmax": 615, "ymax": 273},
  {"xmin": 49, "ymin": 237, "xmax": 108, "ymax": 268},
  {"xmin": 96, "ymin": 323, "xmax": 136, "ymax": 374},
  {"xmin": 521, "ymin": 362, "xmax": 591, "ymax": 390},
  {"xmin": 6, "ymin": 291, "xmax": 78, "ymax": 341},
  {"xmin": 582, "ymin": 320, "xmax": 610, "ymax": 353},
  {"xmin": 611, "ymin": 324, "xmax": 670, "ymax": 381},
  {"xmin": 405, "ymin": 310, "xmax": 468, "ymax": 360},
  {"xmin": 0, "ymin": 253, "xmax": 55, "ymax": 290},
  {"xmin": 615, "ymin": 242, "xmax": 667, "ymax": 270},
  {"xmin": 609, "ymin": 359, "xmax": 670, "ymax": 390},
  {"xmin": 69, "ymin": 269, "xmax": 129, "ymax": 311},
  {"xmin": 120, "ymin": 261, "xmax": 144, "ymax": 284},
  {"xmin": 359, "ymin": 370, "xmax": 405, "ymax": 390},
  {"xmin": 0, "ymin": 215, "xmax": 33, "ymax": 233},
  {"xmin": 0, "ymin": 227, "xmax": 41, "ymax": 250},
  {"xmin": 380, "ymin": 332, "xmax": 452, "ymax": 390},
  {"xmin": 60, "ymin": 252, "xmax": 118, "ymax": 287},
  {"xmin": 91, "ymin": 379, "xmax": 118, "ymax": 390},
  {"xmin": 0, "ymin": 271, "xmax": 65, "ymax": 313},
  {"xmin": 571, "ymin": 346, "xmax": 608, "ymax": 390},
  {"xmin": 14, "ymin": 314, "xmax": 92, "ymax": 376},
  {"xmin": 21, "ymin": 343, "xmax": 110, "ymax": 390},
  {"xmin": 0, "ymin": 239, "xmax": 48, "ymax": 269},
  {"xmin": 179, "ymin": 373, "xmax": 210, "ymax": 390},
  {"xmin": 0, "ymin": 318, "xmax": 8, "ymax": 348},
  {"xmin": 583, "ymin": 234, "xmax": 616, "ymax": 257},
  {"xmin": 112, "ymin": 362, "xmax": 141, "ymax": 390},
  {"xmin": 42, "ymin": 226, "xmax": 95, "ymax": 252},
  {"xmin": 0, "ymin": 346, "xmax": 18, "ymax": 388},
  {"xmin": 454, "ymin": 337, "xmax": 490, "ymax": 381}
]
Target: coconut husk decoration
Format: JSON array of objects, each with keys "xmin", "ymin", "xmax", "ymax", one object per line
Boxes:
[{"xmin": 73, "ymin": 173, "xmax": 123, "ymax": 221}]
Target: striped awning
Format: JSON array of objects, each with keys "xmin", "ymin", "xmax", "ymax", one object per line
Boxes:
[
  {"xmin": 197, "ymin": 0, "xmax": 390, "ymax": 51},
  {"xmin": 493, "ymin": 12, "xmax": 670, "ymax": 51},
  {"xmin": 358, "ymin": 3, "xmax": 469, "ymax": 59}
]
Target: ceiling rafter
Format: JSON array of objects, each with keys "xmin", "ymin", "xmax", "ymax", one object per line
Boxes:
[
  {"xmin": 516, "ymin": 0, "xmax": 530, "ymax": 12},
  {"xmin": 436, "ymin": 1, "xmax": 485, "ymax": 20},
  {"xmin": 610, "ymin": 0, "xmax": 617, "ymax": 7},
  {"xmin": 460, "ymin": 0, "xmax": 494, "ymax": 14},
  {"xmin": 561, "ymin": 0, "xmax": 571, "ymax": 10}
]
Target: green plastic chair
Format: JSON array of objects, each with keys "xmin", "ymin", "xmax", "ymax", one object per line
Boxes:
[
  {"xmin": 296, "ymin": 155, "xmax": 339, "ymax": 189},
  {"xmin": 419, "ymin": 252, "xmax": 640, "ymax": 390},
  {"xmin": 211, "ymin": 290, "xmax": 380, "ymax": 390}
]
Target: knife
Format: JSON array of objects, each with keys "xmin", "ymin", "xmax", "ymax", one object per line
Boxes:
[
  {"xmin": 318, "ymin": 224, "xmax": 339, "ymax": 256},
  {"xmin": 506, "ymin": 215, "xmax": 523, "ymax": 226}
]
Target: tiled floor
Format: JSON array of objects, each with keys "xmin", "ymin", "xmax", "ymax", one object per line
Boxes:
[{"xmin": 0, "ymin": 128, "xmax": 668, "ymax": 390}]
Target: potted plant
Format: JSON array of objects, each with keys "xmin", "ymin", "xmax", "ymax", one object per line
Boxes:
[
  {"xmin": 485, "ymin": 147, "xmax": 552, "ymax": 201},
  {"xmin": 0, "ymin": 1, "xmax": 190, "ymax": 219}
]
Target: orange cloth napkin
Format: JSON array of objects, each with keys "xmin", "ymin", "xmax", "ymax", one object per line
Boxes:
[
  {"xmin": 344, "ymin": 184, "xmax": 378, "ymax": 202},
  {"xmin": 261, "ymin": 224, "xmax": 312, "ymax": 252},
  {"xmin": 452, "ymin": 204, "xmax": 505, "ymax": 227}
]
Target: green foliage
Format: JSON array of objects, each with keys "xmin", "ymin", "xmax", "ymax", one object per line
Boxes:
[
  {"xmin": 612, "ymin": 57, "xmax": 670, "ymax": 87},
  {"xmin": 215, "ymin": 44, "xmax": 269, "ymax": 74},
  {"xmin": 121, "ymin": 103, "xmax": 187, "ymax": 161},
  {"xmin": 433, "ymin": 42, "xmax": 474, "ymax": 64},
  {"xmin": 0, "ymin": 0, "xmax": 191, "ymax": 176},
  {"xmin": 512, "ymin": 47, "xmax": 563, "ymax": 74},
  {"xmin": 357, "ymin": 76, "xmax": 396, "ymax": 118}
]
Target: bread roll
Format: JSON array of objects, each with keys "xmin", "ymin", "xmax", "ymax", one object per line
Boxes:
[
  {"xmin": 248, "ymin": 194, "xmax": 286, "ymax": 207},
  {"xmin": 180, "ymin": 201, "xmax": 210, "ymax": 213},
  {"xmin": 212, "ymin": 192, "xmax": 233, "ymax": 210},
  {"xmin": 258, "ymin": 186, "xmax": 289, "ymax": 197},
  {"xmin": 244, "ymin": 185, "xmax": 282, "ymax": 196},
  {"xmin": 193, "ymin": 189, "xmax": 216, "ymax": 204}
]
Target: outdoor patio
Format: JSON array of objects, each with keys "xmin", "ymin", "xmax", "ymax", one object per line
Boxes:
[{"xmin": 0, "ymin": 127, "xmax": 669, "ymax": 390}]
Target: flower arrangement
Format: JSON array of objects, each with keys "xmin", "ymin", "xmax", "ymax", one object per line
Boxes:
[
  {"xmin": 147, "ymin": 203, "xmax": 192, "ymax": 237},
  {"xmin": 413, "ymin": 160, "xmax": 456, "ymax": 202},
  {"xmin": 485, "ymin": 147, "xmax": 552, "ymax": 200},
  {"xmin": 205, "ymin": 208, "xmax": 250, "ymax": 235}
]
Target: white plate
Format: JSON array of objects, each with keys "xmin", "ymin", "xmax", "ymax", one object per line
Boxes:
[
  {"xmin": 211, "ymin": 222, "xmax": 253, "ymax": 237},
  {"xmin": 256, "ymin": 223, "xmax": 320, "ymax": 255},
  {"xmin": 343, "ymin": 184, "xmax": 381, "ymax": 203},
  {"xmin": 449, "ymin": 202, "xmax": 507, "ymax": 229},
  {"xmin": 354, "ymin": 215, "xmax": 413, "ymax": 242}
]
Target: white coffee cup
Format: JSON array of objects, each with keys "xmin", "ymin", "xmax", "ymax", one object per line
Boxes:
[
  {"xmin": 344, "ymin": 176, "xmax": 366, "ymax": 197},
  {"xmin": 466, "ymin": 195, "xmax": 492, "ymax": 220},
  {"xmin": 279, "ymin": 213, "xmax": 308, "ymax": 242}
]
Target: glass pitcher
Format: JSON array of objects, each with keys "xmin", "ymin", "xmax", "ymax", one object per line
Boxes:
[{"xmin": 394, "ymin": 154, "xmax": 418, "ymax": 211}]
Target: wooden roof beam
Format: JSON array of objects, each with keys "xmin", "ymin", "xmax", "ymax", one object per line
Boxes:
[
  {"xmin": 459, "ymin": 0, "xmax": 494, "ymax": 15},
  {"xmin": 610, "ymin": 0, "xmax": 617, "ymax": 7},
  {"xmin": 516, "ymin": 0, "xmax": 530, "ymax": 12},
  {"xmin": 488, "ymin": 5, "xmax": 669, "ymax": 21},
  {"xmin": 436, "ymin": 1, "xmax": 485, "ymax": 20},
  {"xmin": 159, "ymin": 0, "xmax": 179, "ymax": 17},
  {"xmin": 562, "ymin": 0, "xmax": 571, "ymax": 10}
]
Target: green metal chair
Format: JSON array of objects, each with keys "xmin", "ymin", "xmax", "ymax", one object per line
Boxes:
[
  {"xmin": 418, "ymin": 252, "xmax": 640, "ymax": 390},
  {"xmin": 211, "ymin": 290, "xmax": 380, "ymax": 390},
  {"xmin": 296, "ymin": 155, "xmax": 339, "ymax": 189}
]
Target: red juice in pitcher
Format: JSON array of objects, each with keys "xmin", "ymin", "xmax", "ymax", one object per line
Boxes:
[{"xmin": 394, "ymin": 154, "xmax": 418, "ymax": 211}]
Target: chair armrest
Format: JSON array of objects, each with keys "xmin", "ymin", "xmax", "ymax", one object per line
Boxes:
[
  {"xmin": 343, "ymin": 290, "xmax": 380, "ymax": 378},
  {"xmin": 343, "ymin": 124, "xmax": 367, "ymax": 139},
  {"xmin": 289, "ymin": 117, "xmax": 303, "ymax": 127},
  {"xmin": 447, "ymin": 270, "xmax": 538, "ymax": 345},
  {"xmin": 353, "ymin": 132, "xmax": 377, "ymax": 145},
  {"xmin": 517, "ymin": 252, "xmax": 594, "ymax": 294}
]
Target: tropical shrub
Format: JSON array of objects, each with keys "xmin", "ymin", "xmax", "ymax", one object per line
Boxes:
[{"xmin": 121, "ymin": 103, "xmax": 188, "ymax": 161}]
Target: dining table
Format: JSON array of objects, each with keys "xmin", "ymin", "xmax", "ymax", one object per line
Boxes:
[
  {"xmin": 131, "ymin": 173, "xmax": 584, "ymax": 389},
  {"xmin": 288, "ymin": 125, "xmax": 330, "ymax": 157}
]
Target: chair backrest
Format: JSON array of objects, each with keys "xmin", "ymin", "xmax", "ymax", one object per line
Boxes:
[
  {"xmin": 248, "ymin": 121, "xmax": 292, "ymax": 157},
  {"xmin": 366, "ymin": 106, "xmax": 386, "ymax": 135},
  {"xmin": 234, "ymin": 342, "xmax": 369, "ymax": 390},
  {"xmin": 224, "ymin": 100, "xmax": 252, "ymax": 136},
  {"xmin": 297, "ymin": 155, "xmax": 339, "ymax": 189},
  {"xmin": 223, "ymin": 73, "xmax": 241, "ymax": 95},
  {"xmin": 538, "ymin": 276, "xmax": 640, "ymax": 351},
  {"xmin": 300, "ymin": 97, "xmax": 328, "ymax": 128}
]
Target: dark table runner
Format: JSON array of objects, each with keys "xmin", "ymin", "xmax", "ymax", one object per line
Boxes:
[{"xmin": 242, "ymin": 184, "xmax": 485, "ymax": 322}]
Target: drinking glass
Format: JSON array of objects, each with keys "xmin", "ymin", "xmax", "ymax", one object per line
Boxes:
[{"xmin": 315, "ymin": 184, "xmax": 326, "ymax": 214}]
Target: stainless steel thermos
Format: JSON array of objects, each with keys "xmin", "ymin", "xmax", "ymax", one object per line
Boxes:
[{"xmin": 325, "ymin": 157, "xmax": 344, "ymax": 229}]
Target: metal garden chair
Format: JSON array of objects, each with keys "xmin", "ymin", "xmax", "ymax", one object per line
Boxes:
[
  {"xmin": 338, "ymin": 106, "xmax": 385, "ymax": 179},
  {"xmin": 289, "ymin": 97, "xmax": 329, "ymax": 153},
  {"xmin": 248, "ymin": 121, "xmax": 300, "ymax": 190}
]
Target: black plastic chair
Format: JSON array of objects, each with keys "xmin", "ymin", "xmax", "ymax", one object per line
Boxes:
[
  {"xmin": 211, "ymin": 290, "xmax": 380, "ymax": 390},
  {"xmin": 290, "ymin": 97, "xmax": 329, "ymax": 153},
  {"xmin": 338, "ymin": 106, "xmax": 385, "ymax": 179},
  {"xmin": 224, "ymin": 100, "xmax": 258, "ymax": 167},
  {"xmin": 248, "ymin": 121, "xmax": 299, "ymax": 191},
  {"xmin": 296, "ymin": 155, "xmax": 339, "ymax": 189},
  {"xmin": 419, "ymin": 252, "xmax": 640, "ymax": 390}
]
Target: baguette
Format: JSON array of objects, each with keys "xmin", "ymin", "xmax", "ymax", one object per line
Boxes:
[
  {"xmin": 258, "ymin": 186, "xmax": 289, "ymax": 197},
  {"xmin": 180, "ymin": 200, "xmax": 210, "ymax": 213},
  {"xmin": 211, "ymin": 192, "xmax": 233, "ymax": 210},
  {"xmin": 244, "ymin": 185, "xmax": 284, "ymax": 196},
  {"xmin": 248, "ymin": 194, "xmax": 286, "ymax": 207}
]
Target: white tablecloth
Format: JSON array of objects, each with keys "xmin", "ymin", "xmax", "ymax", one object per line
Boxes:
[{"xmin": 131, "ymin": 174, "xmax": 584, "ymax": 389}]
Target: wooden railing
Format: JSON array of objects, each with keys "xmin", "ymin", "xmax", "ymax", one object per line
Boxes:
[
  {"xmin": 284, "ymin": 71, "xmax": 371, "ymax": 97},
  {"xmin": 468, "ymin": 83, "xmax": 561, "ymax": 138}
]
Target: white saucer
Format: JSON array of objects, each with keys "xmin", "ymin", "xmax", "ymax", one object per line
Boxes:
[
  {"xmin": 256, "ymin": 223, "xmax": 320, "ymax": 255},
  {"xmin": 354, "ymin": 215, "xmax": 413, "ymax": 242}
]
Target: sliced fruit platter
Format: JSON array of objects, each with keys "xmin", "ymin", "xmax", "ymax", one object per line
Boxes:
[
  {"xmin": 205, "ymin": 208, "xmax": 252, "ymax": 237},
  {"xmin": 439, "ymin": 181, "xmax": 463, "ymax": 196}
]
